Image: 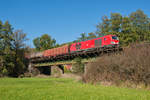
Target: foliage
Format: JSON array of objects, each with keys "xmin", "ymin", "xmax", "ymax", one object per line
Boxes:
[
  {"xmin": 0, "ymin": 78, "xmax": 150, "ymax": 100},
  {"xmin": 96, "ymin": 9, "xmax": 150, "ymax": 46},
  {"xmin": 78, "ymin": 32, "xmax": 87, "ymax": 41},
  {"xmin": 12, "ymin": 30, "xmax": 28, "ymax": 77},
  {"xmin": 72, "ymin": 57, "xmax": 84, "ymax": 73},
  {"xmin": 33, "ymin": 34, "xmax": 57, "ymax": 51},
  {"xmin": 0, "ymin": 20, "xmax": 28, "ymax": 77},
  {"xmin": 96, "ymin": 16, "xmax": 110, "ymax": 35},
  {"xmin": 0, "ymin": 21, "xmax": 14, "ymax": 77},
  {"xmin": 87, "ymin": 32, "xmax": 97, "ymax": 39},
  {"xmin": 77, "ymin": 32, "xmax": 97, "ymax": 42}
]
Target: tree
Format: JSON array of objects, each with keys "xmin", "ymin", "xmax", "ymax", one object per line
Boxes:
[
  {"xmin": 0, "ymin": 21, "xmax": 14, "ymax": 76},
  {"xmin": 33, "ymin": 34, "xmax": 56, "ymax": 51},
  {"xmin": 72, "ymin": 57, "xmax": 84, "ymax": 73},
  {"xmin": 96, "ymin": 16, "xmax": 110, "ymax": 36},
  {"xmin": 11, "ymin": 30, "xmax": 28, "ymax": 76},
  {"xmin": 0, "ymin": 20, "xmax": 28, "ymax": 77},
  {"xmin": 0, "ymin": 20, "xmax": 3, "ymax": 52},
  {"xmin": 33, "ymin": 37, "xmax": 41, "ymax": 51},
  {"xmin": 119, "ymin": 16, "xmax": 137, "ymax": 45},
  {"xmin": 78, "ymin": 32, "xmax": 87, "ymax": 41},
  {"xmin": 129, "ymin": 9, "xmax": 149, "ymax": 41},
  {"xmin": 87, "ymin": 32, "xmax": 97, "ymax": 39},
  {"xmin": 96, "ymin": 9, "xmax": 150, "ymax": 46},
  {"xmin": 111, "ymin": 13, "xmax": 122, "ymax": 33}
]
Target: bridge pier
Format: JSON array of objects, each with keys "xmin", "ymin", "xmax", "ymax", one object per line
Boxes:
[
  {"xmin": 28, "ymin": 62, "xmax": 33, "ymax": 73},
  {"xmin": 28, "ymin": 60, "xmax": 91, "ymax": 77},
  {"xmin": 51, "ymin": 65, "xmax": 64, "ymax": 77}
]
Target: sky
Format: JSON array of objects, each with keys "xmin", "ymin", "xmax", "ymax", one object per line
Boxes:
[{"xmin": 0, "ymin": 0, "xmax": 150, "ymax": 47}]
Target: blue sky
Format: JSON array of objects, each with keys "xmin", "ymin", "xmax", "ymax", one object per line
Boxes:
[{"xmin": 0, "ymin": 0, "xmax": 149, "ymax": 47}]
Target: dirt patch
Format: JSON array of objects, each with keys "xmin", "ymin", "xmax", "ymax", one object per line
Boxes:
[
  {"xmin": 61, "ymin": 73, "xmax": 82, "ymax": 81},
  {"xmin": 35, "ymin": 74, "xmax": 51, "ymax": 78}
]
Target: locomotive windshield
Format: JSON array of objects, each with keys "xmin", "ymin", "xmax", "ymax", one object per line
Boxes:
[{"xmin": 112, "ymin": 36, "xmax": 118, "ymax": 40}]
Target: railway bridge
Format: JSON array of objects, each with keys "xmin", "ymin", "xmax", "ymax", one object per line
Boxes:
[
  {"xmin": 28, "ymin": 58, "xmax": 96, "ymax": 76},
  {"xmin": 28, "ymin": 47, "xmax": 122, "ymax": 76}
]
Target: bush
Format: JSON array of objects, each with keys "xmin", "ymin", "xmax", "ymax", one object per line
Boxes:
[
  {"xmin": 2, "ymin": 68, "xmax": 8, "ymax": 76},
  {"xmin": 83, "ymin": 42, "xmax": 150, "ymax": 87},
  {"xmin": 72, "ymin": 57, "xmax": 84, "ymax": 74}
]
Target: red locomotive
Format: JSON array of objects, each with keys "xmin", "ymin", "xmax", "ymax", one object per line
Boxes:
[
  {"xmin": 70, "ymin": 34, "xmax": 119, "ymax": 52},
  {"xmin": 29, "ymin": 34, "xmax": 119, "ymax": 59}
]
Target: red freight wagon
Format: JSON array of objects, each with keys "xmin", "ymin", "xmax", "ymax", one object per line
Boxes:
[
  {"xmin": 70, "ymin": 35, "xmax": 119, "ymax": 52},
  {"xmin": 43, "ymin": 45, "xmax": 69, "ymax": 57},
  {"xmin": 30, "ymin": 52, "xmax": 44, "ymax": 58}
]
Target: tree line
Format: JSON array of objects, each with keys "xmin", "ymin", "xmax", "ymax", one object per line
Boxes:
[
  {"xmin": 0, "ymin": 21, "xmax": 28, "ymax": 77},
  {"xmin": 34, "ymin": 10, "xmax": 150, "ymax": 51},
  {"xmin": 97, "ymin": 9, "xmax": 150, "ymax": 45},
  {"xmin": 77, "ymin": 10, "xmax": 150, "ymax": 46}
]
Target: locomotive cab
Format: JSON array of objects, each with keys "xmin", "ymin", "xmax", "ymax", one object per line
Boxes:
[{"xmin": 111, "ymin": 35, "xmax": 119, "ymax": 45}]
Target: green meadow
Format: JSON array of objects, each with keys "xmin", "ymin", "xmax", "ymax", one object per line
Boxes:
[{"xmin": 0, "ymin": 78, "xmax": 149, "ymax": 100}]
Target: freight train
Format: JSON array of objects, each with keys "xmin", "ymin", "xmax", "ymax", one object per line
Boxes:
[{"xmin": 28, "ymin": 34, "xmax": 119, "ymax": 60}]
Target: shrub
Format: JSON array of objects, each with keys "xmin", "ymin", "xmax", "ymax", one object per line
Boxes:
[
  {"xmin": 2, "ymin": 68, "xmax": 8, "ymax": 76},
  {"xmin": 72, "ymin": 57, "xmax": 84, "ymax": 74},
  {"xmin": 83, "ymin": 42, "xmax": 150, "ymax": 87}
]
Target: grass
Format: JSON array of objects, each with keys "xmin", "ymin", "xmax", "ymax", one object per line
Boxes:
[{"xmin": 0, "ymin": 78, "xmax": 149, "ymax": 100}]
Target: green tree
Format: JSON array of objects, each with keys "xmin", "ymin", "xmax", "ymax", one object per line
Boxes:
[
  {"xmin": 119, "ymin": 16, "xmax": 137, "ymax": 45},
  {"xmin": 0, "ymin": 20, "xmax": 28, "ymax": 77},
  {"xmin": 0, "ymin": 21, "xmax": 14, "ymax": 76},
  {"xmin": 33, "ymin": 37, "xmax": 41, "ymax": 51},
  {"xmin": 72, "ymin": 57, "xmax": 84, "ymax": 73},
  {"xmin": 129, "ymin": 9, "xmax": 149, "ymax": 41},
  {"xmin": 33, "ymin": 34, "xmax": 56, "ymax": 51},
  {"xmin": 96, "ymin": 16, "xmax": 110, "ymax": 36},
  {"xmin": 96, "ymin": 9, "xmax": 150, "ymax": 46},
  {"xmin": 0, "ymin": 20, "xmax": 3, "ymax": 52},
  {"xmin": 11, "ymin": 30, "xmax": 28, "ymax": 76},
  {"xmin": 111, "ymin": 13, "xmax": 122, "ymax": 33},
  {"xmin": 87, "ymin": 32, "xmax": 97, "ymax": 39},
  {"xmin": 78, "ymin": 32, "xmax": 87, "ymax": 41}
]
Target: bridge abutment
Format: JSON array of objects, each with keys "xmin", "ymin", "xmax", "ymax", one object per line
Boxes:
[{"xmin": 51, "ymin": 65, "xmax": 64, "ymax": 77}]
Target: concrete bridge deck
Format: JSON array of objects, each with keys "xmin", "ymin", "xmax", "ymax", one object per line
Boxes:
[{"xmin": 32, "ymin": 57, "xmax": 97, "ymax": 67}]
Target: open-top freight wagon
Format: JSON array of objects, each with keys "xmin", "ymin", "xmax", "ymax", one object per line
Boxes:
[{"xmin": 43, "ymin": 45, "xmax": 69, "ymax": 57}]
